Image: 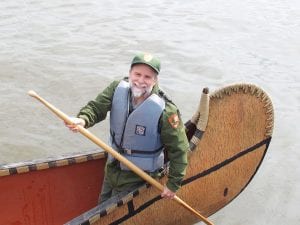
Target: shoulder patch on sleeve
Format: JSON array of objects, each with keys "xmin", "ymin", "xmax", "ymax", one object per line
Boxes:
[{"xmin": 168, "ymin": 113, "xmax": 180, "ymax": 129}]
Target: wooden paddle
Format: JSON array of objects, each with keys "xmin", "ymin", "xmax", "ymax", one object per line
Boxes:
[{"xmin": 28, "ymin": 90, "xmax": 214, "ymax": 225}]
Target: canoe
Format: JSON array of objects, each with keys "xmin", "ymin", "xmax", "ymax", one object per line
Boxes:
[{"xmin": 0, "ymin": 83, "xmax": 274, "ymax": 225}]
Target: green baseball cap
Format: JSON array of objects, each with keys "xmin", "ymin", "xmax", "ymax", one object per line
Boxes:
[{"xmin": 131, "ymin": 52, "xmax": 161, "ymax": 74}]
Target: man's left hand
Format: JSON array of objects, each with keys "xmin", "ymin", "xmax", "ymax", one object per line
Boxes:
[{"xmin": 161, "ymin": 186, "xmax": 176, "ymax": 199}]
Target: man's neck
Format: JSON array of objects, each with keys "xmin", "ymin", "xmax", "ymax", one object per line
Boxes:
[{"xmin": 132, "ymin": 94, "xmax": 148, "ymax": 107}]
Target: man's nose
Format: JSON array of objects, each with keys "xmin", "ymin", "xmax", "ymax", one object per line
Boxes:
[{"xmin": 137, "ymin": 75, "xmax": 145, "ymax": 83}]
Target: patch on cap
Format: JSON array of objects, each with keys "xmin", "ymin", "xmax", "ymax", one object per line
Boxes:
[
  {"xmin": 168, "ymin": 114, "xmax": 180, "ymax": 129},
  {"xmin": 143, "ymin": 53, "xmax": 153, "ymax": 62}
]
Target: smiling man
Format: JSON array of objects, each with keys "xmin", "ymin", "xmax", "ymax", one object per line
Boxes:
[{"xmin": 66, "ymin": 52, "xmax": 189, "ymax": 203}]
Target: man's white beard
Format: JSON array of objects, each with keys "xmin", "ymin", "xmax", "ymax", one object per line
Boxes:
[{"xmin": 129, "ymin": 81, "xmax": 152, "ymax": 98}]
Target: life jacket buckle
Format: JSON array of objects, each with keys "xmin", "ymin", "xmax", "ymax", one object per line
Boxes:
[{"xmin": 124, "ymin": 149, "xmax": 132, "ymax": 155}]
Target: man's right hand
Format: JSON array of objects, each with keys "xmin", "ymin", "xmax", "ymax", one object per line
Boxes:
[{"xmin": 65, "ymin": 117, "xmax": 86, "ymax": 133}]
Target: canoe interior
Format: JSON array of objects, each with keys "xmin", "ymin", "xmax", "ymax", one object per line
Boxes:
[{"xmin": 0, "ymin": 152, "xmax": 106, "ymax": 225}]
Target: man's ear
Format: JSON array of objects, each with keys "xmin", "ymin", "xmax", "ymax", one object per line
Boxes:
[{"xmin": 154, "ymin": 74, "xmax": 158, "ymax": 83}]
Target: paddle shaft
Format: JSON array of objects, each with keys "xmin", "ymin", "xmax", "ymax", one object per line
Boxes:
[{"xmin": 28, "ymin": 90, "xmax": 214, "ymax": 225}]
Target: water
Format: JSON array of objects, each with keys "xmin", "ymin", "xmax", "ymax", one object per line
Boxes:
[{"xmin": 1, "ymin": 0, "xmax": 299, "ymax": 224}]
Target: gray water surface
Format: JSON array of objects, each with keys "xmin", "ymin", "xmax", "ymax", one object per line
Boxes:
[{"xmin": 0, "ymin": 0, "xmax": 299, "ymax": 224}]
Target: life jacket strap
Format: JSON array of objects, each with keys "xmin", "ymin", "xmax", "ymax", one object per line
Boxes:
[{"xmin": 120, "ymin": 146, "xmax": 164, "ymax": 155}]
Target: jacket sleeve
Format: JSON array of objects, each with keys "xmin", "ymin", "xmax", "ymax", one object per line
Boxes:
[
  {"xmin": 160, "ymin": 102, "xmax": 189, "ymax": 192},
  {"xmin": 77, "ymin": 80, "xmax": 120, "ymax": 128}
]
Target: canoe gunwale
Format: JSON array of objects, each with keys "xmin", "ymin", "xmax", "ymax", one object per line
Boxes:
[{"xmin": 0, "ymin": 149, "xmax": 106, "ymax": 177}]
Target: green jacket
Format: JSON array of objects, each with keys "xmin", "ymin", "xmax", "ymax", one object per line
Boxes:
[{"xmin": 77, "ymin": 78, "xmax": 189, "ymax": 192}]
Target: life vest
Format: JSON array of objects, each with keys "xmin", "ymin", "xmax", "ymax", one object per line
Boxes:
[{"xmin": 109, "ymin": 80, "xmax": 165, "ymax": 172}]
